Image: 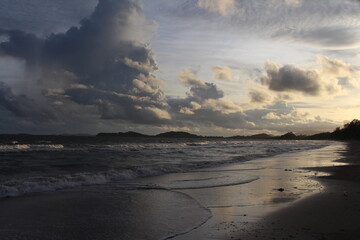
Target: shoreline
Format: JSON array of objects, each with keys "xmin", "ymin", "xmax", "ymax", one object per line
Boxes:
[
  {"xmin": 0, "ymin": 141, "xmax": 350, "ymax": 240},
  {"xmin": 165, "ymin": 143, "xmax": 346, "ymax": 239},
  {"xmin": 236, "ymin": 141, "xmax": 360, "ymax": 240}
]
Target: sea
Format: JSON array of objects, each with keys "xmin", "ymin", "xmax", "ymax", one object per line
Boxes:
[
  {"xmin": 0, "ymin": 137, "xmax": 345, "ymax": 239},
  {"xmin": 0, "ymin": 137, "xmax": 335, "ymax": 198}
]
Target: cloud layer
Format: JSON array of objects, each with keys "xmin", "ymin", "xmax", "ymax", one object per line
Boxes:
[
  {"xmin": 177, "ymin": 0, "xmax": 360, "ymax": 49},
  {"xmin": 0, "ymin": 0, "xmax": 356, "ymax": 135},
  {"xmin": 0, "ymin": 0, "xmax": 171, "ymax": 131}
]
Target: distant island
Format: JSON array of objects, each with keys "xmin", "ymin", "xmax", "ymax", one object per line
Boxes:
[
  {"xmin": 95, "ymin": 119, "xmax": 360, "ymax": 141},
  {"xmin": 0, "ymin": 119, "xmax": 359, "ymax": 144},
  {"xmin": 96, "ymin": 119, "xmax": 360, "ymax": 140}
]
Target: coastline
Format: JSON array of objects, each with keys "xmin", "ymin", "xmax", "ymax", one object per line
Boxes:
[
  {"xmin": 162, "ymin": 142, "xmax": 346, "ymax": 239},
  {"xmin": 237, "ymin": 141, "xmax": 360, "ymax": 240},
  {"xmin": 0, "ymin": 141, "xmax": 350, "ymax": 240}
]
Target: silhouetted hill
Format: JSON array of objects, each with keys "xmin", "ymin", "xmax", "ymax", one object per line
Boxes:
[
  {"xmin": 228, "ymin": 135, "xmax": 245, "ymax": 139},
  {"xmin": 96, "ymin": 133, "xmax": 118, "ymax": 137},
  {"xmin": 155, "ymin": 131, "xmax": 200, "ymax": 138},
  {"xmin": 248, "ymin": 133, "xmax": 273, "ymax": 139},
  {"xmin": 279, "ymin": 132, "xmax": 297, "ymax": 140},
  {"xmin": 307, "ymin": 132, "xmax": 332, "ymax": 140},
  {"xmin": 96, "ymin": 131, "xmax": 150, "ymax": 137},
  {"xmin": 229, "ymin": 133, "xmax": 273, "ymax": 139}
]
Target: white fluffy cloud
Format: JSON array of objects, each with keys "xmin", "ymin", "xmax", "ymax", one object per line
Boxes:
[
  {"xmin": 212, "ymin": 66, "xmax": 233, "ymax": 81},
  {"xmin": 248, "ymin": 89, "xmax": 273, "ymax": 104},
  {"xmin": 168, "ymin": 70, "xmax": 250, "ymax": 130},
  {"xmin": 197, "ymin": 0, "xmax": 235, "ymax": 16},
  {"xmin": 178, "ymin": 69, "xmax": 206, "ymax": 87}
]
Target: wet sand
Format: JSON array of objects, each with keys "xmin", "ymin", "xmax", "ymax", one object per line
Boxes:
[
  {"xmin": 237, "ymin": 141, "xmax": 360, "ymax": 240},
  {"xmin": 0, "ymin": 186, "xmax": 211, "ymax": 240},
  {"xmin": 170, "ymin": 143, "xmax": 347, "ymax": 239}
]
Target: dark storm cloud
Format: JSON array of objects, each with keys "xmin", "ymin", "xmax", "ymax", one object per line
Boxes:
[
  {"xmin": 190, "ymin": 83, "xmax": 224, "ymax": 100},
  {"xmin": 260, "ymin": 56, "xmax": 358, "ymax": 97},
  {"xmin": 0, "ymin": 0, "xmax": 98, "ymax": 35},
  {"xmin": 0, "ymin": 82, "xmax": 55, "ymax": 121},
  {"xmin": 65, "ymin": 88, "xmax": 170, "ymax": 124},
  {"xmin": 0, "ymin": 30, "xmax": 43, "ymax": 63},
  {"xmin": 261, "ymin": 62, "xmax": 321, "ymax": 96},
  {"xmin": 0, "ymin": 0, "xmax": 169, "ymax": 127}
]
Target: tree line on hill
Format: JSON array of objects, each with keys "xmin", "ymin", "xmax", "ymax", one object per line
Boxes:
[
  {"xmin": 331, "ymin": 119, "xmax": 360, "ymax": 140},
  {"xmin": 279, "ymin": 119, "xmax": 360, "ymax": 140}
]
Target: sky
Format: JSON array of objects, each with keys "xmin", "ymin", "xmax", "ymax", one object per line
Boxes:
[{"xmin": 0, "ymin": 0, "xmax": 359, "ymax": 136}]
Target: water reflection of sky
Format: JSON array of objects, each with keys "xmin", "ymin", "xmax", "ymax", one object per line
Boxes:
[{"xmin": 160, "ymin": 142, "xmax": 347, "ymax": 239}]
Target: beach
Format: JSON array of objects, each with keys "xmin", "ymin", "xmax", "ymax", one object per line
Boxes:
[
  {"xmin": 1, "ymin": 0, "xmax": 359, "ymax": 239},
  {"xmin": 0, "ymin": 140, "xmax": 355, "ymax": 239},
  {"xmin": 237, "ymin": 141, "xmax": 360, "ymax": 240}
]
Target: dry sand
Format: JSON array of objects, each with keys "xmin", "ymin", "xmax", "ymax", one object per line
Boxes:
[{"xmin": 237, "ymin": 141, "xmax": 360, "ymax": 240}]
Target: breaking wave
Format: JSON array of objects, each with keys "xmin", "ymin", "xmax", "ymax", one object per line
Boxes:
[
  {"xmin": 0, "ymin": 144, "xmax": 65, "ymax": 152},
  {"xmin": 0, "ymin": 140, "xmax": 336, "ymax": 198}
]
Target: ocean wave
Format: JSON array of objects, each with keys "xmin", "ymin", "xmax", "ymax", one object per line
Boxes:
[
  {"xmin": 0, "ymin": 140, "xmax": 335, "ymax": 198},
  {"xmin": 0, "ymin": 166, "xmax": 261, "ymax": 198},
  {"xmin": 0, "ymin": 144, "xmax": 65, "ymax": 152},
  {"xmin": 0, "ymin": 165, "xmax": 186, "ymax": 198}
]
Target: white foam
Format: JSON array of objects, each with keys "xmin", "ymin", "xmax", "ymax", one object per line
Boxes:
[
  {"xmin": 0, "ymin": 140, "xmax": 335, "ymax": 198},
  {"xmin": 0, "ymin": 144, "xmax": 64, "ymax": 152},
  {"xmin": 0, "ymin": 165, "xmax": 186, "ymax": 198},
  {"xmin": 0, "ymin": 171, "xmax": 124, "ymax": 198}
]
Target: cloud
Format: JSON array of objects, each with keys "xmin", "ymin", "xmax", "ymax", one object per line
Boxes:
[
  {"xmin": 0, "ymin": 0, "xmax": 170, "ymax": 128},
  {"xmin": 244, "ymin": 100, "xmax": 338, "ymax": 134},
  {"xmin": 179, "ymin": 69, "xmax": 205, "ymax": 87},
  {"xmin": 261, "ymin": 61, "xmax": 323, "ymax": 96},
  {"xmin": 248, "ymin": 89, "xmax": 273, "ymax": 104},
  {"xmin": 178, "ymin": 0, "xmax": 360, "ymax": 49},
  {"xmin": 0, "ymin": 0, "xmax": 98, "ymax": 35},
  {"xmin": 262, "ymin": 112, "xmax": 281, "ymax": 120},
  {"xmin": 319, "ymin": 55, "xmax": 359, "ymax": 87},
  {"xmin": 189, "ymin": 82, "xmax": 224, "ymax": 100},
  {"xmin": 169, "ymin": 70, "xmax": 249, "ymax": 130},
  {"xmin": 262, "ymin": 109, "xmax": 310, "ymax": 121},
  {"xmin": 212, "ymin": 66, "xmax": 233, "ymax": 81},
  {"xmin": 197, "ymin": 0, "xmax": 235, "ymax": 16},
  {"xmin": 280, "ymin": 27, "xmax": 360, "ymax": 49},
  {"xmin": 202, "ymin": 98, "xmax": 242, "ymax": 114},
  {"xmin": 0, "ymin": 82, "xmax": 55, "ymax": 122},
  {"xmin": 284, "ymin": 0, "xmax": 303, "ymax": 7},
  {"xmin": 260, "ymin": 56, "xmax": 359, "ymax": 97},
  {"xmin": 196, "ymin": 0, "xmax": 302, "ymax": 17},
  {"xmin": 179, "ymin": 69, "xmax": 224, "ymax": 99}
]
